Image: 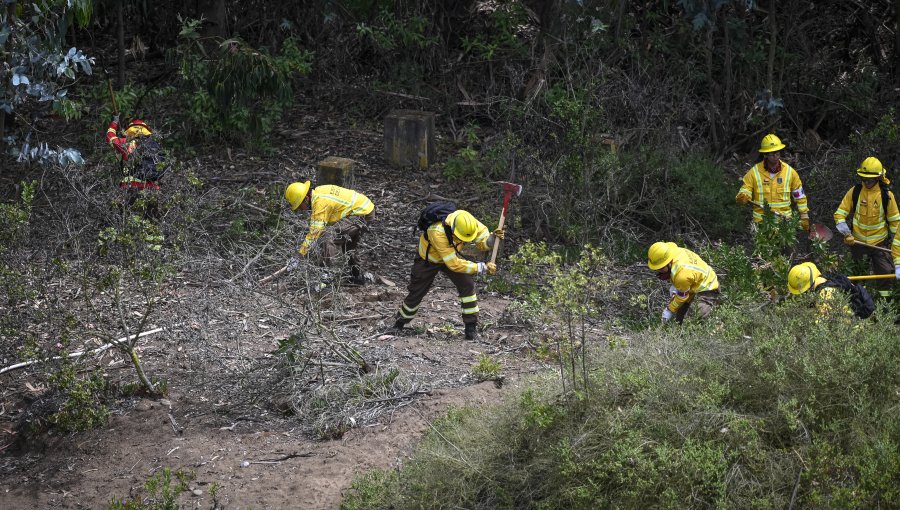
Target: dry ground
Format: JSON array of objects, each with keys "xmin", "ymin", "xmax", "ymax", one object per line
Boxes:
[{"xmin": 0, "ymin": 107, "xmax": 550, "ymax": 509}]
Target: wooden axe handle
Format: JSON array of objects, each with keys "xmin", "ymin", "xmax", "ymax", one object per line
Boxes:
[
  {"xmin": 849, "ymin": 239, "xmax": 893, "ymax": 254},
  {"xmin": 258, "ymin": 266, "xmax": 287, "ymax": 286},
  {"xmin": 489, "ymin": 207, "xmax": 507, "ymax": 265}
]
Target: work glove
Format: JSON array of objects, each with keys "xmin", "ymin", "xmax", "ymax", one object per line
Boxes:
[
  {"xmin": 844, "ymin": 235, "xmax": 856, "ymax": 246},
  {"xmin": 492, "ymin": 228, "xmax": 505, "ymax": 240},
  {"xmin": 661, "ymin": 308, "xmax": 674, "ymax": 322},
  {"xmin": 486, "ymin": 262, "xmax": 497, "ymax": 275},
  {"xmin": 799, "ymin": 216, "xmax": 810, "ymax": 232},
  {"xmin": 736, "ymin": 194, "xmax": 750, "ymax": 205},
  {"xmin": 476, "ymin": 262, "xmax": 487, "ymax": 275},
  {"xmin": 895, "ymin": 265, "xmax": 900, "ymax": 280},
  {"xmin": 669, "ymin": 285, "xmax": 677, "ymax": 296},
  {"xmin": 286, "ymin": 254, "xmax": 302, "ymax": 273},
  {"xmin": 836, "ymin": 221, "xmax": 851, "ymax": 236},
  {"xmin": 112, "ymin": 114, "xmax": 119, "ymax": 124}
]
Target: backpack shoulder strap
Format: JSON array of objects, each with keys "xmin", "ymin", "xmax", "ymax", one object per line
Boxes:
[{"xmin": 848, "ymin": 184, "xmax": 863, "ymax": 221}]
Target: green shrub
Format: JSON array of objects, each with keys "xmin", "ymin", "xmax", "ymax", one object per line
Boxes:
[
  {"xmin": 471, "ymin": 354, "xmax": 502, "ymax": 382},
  {"xmin": 108, "ymin": 467, "xmax": 194, "ymax": 510},
  {"xmin": 343, "ymin": 299, "xmax": 900, "ymax": 509}
]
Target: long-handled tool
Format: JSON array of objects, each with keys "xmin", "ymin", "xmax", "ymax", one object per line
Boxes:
[
  {"xmin": 106, "ymin": 76, "xmax": 119, "ymax": 117},
  {"xmin": 845, "ymin": 236, "xmax": 893, "ymax": 254},
  {"xmin": 489, "ymin": 181, "xmax": 523, "ymax": 265},
  {"xmin": 849, "ymin": 274, "xmax": 897, "ymax": 281}
]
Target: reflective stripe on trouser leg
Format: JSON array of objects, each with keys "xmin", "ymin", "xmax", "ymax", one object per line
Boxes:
[
  {"xmin": 398, "ymin": 303, "xmax": 419, "ymax": 320},
  {"xmin": 460, "ymin": 294, "xmax": 479, "ymax": 321}
]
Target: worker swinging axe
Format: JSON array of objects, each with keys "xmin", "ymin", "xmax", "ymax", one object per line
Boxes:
[{"xmin": 489, "ymin": 181, "xmax": 523, "ymax": 265}]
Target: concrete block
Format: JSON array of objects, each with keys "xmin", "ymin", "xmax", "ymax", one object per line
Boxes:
[
  {"xmin": 317, "ymin": 156, "xmax": 355, "ymax": 187},
  {"xmin": 384, "ymin": 110, "xmax": 435, "ymax": 169}
]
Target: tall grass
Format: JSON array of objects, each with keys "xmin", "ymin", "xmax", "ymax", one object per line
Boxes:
[{"xmin": 343, "ymin": 299, "xmax": 900, "ymax": 509}]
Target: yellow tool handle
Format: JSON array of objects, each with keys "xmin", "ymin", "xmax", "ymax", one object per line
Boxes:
[{"xmin": 848, "ymin": 274, "xmax": 896, "ymax": 281}]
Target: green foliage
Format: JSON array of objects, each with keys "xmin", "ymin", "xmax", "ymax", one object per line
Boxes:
[
  {"xmin": 343, "ymin": 301, "xmax": 900, "ymax": 509},
  {"xmin": 471, "ymin": 354, "xmax": 502, "ymax": 382},
  {"xmin": 356, "ymin": 8, "xmax": 437, "ymax": 51},
  {"xmin": 108, "ymin": 467, "xmax": 194, "ymax": 510},
  {"xmin": 0, "ymin": 181, "xmax": 36, "ymax": 251},
  {"xmin": 172, "ymin": 16, "xmax": 313, "ymax": 147},
  {"xmin": 669, "ymin": 155, "xmax": 744, "ymax": 238},
  {"xmin": 341, "ymin": 469, "xmax": 400, "ymax": 510},
  {"xmin": 46, "ymin": 366, "xmax": 111, "ymax": 432}
]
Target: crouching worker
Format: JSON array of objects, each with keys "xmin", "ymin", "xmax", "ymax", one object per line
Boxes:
[
  {"xmin": 787, "ymin": 262, "xmax": 875, "ymax": 319},
  {"xmin": 647, "ymin": 242, "xmax": 720, "ymax": 324},
  {"xmin": 284, "ymin": 181, "xmax": 375, "ymax": 285},
  {"xmin": 394, "ymin": 208, "xmax": 504, "ymax": 340},
  {"xmin": 106, "ymin": 116, "xmax": 169, "ymax": 216}
]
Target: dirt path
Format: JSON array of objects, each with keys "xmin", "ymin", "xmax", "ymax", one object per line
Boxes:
[{"xmin": 0, "ymin": 109, "xmax": 546, "ymax": 509}]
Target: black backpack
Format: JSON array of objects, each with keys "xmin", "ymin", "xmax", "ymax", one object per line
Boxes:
[
  {"xmin": 416, "ymin": 201, "xmax": 457, "ymax": 258},
  {"xmin": 130, "ymin": 136, "xmax": 170, "ymax": 182},
  {"xmin": 821, "ymin": 272, "xmax": 876, "ymax": 319}
]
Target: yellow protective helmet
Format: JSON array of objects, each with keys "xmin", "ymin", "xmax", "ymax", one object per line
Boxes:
[
  {"xmin": 759, "ymin": 134, "xmax": 786, "ymax": 153},
  {"xmin": 647, "ymin": 242, "xmax": 678, "ymax": 270},
  {"xmin": 285, "ymin": 181, "xmax": 311, "ymax": 211},
  {"xmin": 450, "ymin": 210, "xmax": 479, "ymax": 242},
  {"xmin": 787, "ymin": 262, "xmax": 821, "ymax": 295},
  {"xmin": 856, "ymin": 156, "xmax": 884, "ymax": 178}
]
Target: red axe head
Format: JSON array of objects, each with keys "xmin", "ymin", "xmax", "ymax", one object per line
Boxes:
[{"xmin": 498, "ymin": 181, "xmax": 523, "ymax": 196}]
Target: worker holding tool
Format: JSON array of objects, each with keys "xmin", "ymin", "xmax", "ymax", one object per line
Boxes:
[
  {"xmin": 106, "ymin": 116, "xmax": 168, "ymax": 191},
  {"xmin": 736, "ymin": 134, "xmax": 812, "ymax": 233},
  {"xmin": 393, "ymin": 209, "xmax": 504, "ymax": 340},
  {"xmin": 833, "ymin": 156, "xmax": 899, "ymax": 299},
  {"xmin": 284, "ymin": 180, "xmax": 375, "ymax": 285},
  {"xmin": 647, "ymin": 241, "xmax": 720, "ymax": 324},
  {"xmin": 787, "ymin": 262, "xmax": 875, "ymax": 319}
]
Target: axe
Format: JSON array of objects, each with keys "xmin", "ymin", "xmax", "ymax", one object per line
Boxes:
[
  {"xmin": 844, "ymin": 236, "xmax": 892, "ymax": 254},
  {"xmin": 489, "ymin": 181, "xmax": 523, "ymax": 265}
]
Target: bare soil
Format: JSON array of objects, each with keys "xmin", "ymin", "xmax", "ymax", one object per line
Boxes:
[{"xmin": 0, "ymin": 108, "xmax": 547, "ymax": 509}]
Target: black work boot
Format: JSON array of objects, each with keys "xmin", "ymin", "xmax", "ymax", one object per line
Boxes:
[
  {"xmin": 393, "ymin": 318, "xmax": 409, "ymax": 331},
  {"xmin": 464, "ymin": 323, "xmax": 478, "ymax": 341}
]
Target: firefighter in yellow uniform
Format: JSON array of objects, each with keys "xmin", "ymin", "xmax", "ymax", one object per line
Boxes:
[
  {"xmin": 394, "ymin": 210, "xmax": 503, "ymax": 340},
  {"xmin": 834, "ymin": 157, "xmax": 899, "ymax": 299},
  {"xmin": 284, "ymin": 181, "xmax": 375, "ymax": 284},
  {"xmin": 786, "ymin": 262, "xmax": 874, "ymax": 319},
  {"xmin": 647, "ymin": 242, "xmax": 720, "ymax": 323},
  {"xmin": 736, "ymin": 134, "xmax": 811, "ymax": 232}
]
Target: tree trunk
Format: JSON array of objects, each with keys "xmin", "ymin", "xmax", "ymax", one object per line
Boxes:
[
  {"xmin": 766, "ymin": 0, "xmax": 777, "ymax": 94},
  {"xmin": 895, "ymin": 0, "xmax": 900, "ymax": 85},
  {"xmin": 116, "ymin": 1, "xmax": 125, "ymax": 88},
  {"xmin": 127, "ymin": 347, "xmax": 158, "ymax": 395},
  {"xmin": 199, "ymin": 0, "xmax": 228, "ymax": 39}
]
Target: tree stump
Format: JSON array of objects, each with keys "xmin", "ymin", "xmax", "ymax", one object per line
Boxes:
[
  {"xmin": 383, "ymin": 110, "xmax": 435, "ymax": 169},
  {"xmin": 317, "ymin": 156, "xmax": 356, "ymax": 188}
]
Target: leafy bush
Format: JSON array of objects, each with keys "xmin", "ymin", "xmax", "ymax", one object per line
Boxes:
[
  {"xmin": 171, "ymin": 16, "xmax": 313, "ymax": 147},
  {"xmin": 343, "ymin": 299, "xmax": 900, "ymax": 509},
  {"xmin": 108, "ymin": 467, "xmax": 194, "ymax": 510}
]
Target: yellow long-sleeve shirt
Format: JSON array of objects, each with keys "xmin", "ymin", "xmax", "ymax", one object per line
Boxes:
[
  {"xmin": 667, "ymin": 248, "xmax": 719, "ymax": 314},
  {"xmin": 736, "ymin": 162, "xmax": 809, "ymax": 222},
  {"xmin": 416, "ymin": 210, "xmax": 490, "ymax": 274},
  {"xmin": 298, "ymin": 185, "xmax": 374, "ymax": 256},
  {"xmin": 833, "ymin": 184, "xmax": 899, "ymax": 245},
  {"xmin": 893, "ymin": 228, "xmax": 900, "ymax": 265}
]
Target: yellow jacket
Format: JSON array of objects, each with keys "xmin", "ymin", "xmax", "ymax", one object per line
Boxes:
[
  {"xmin": 893, "ymin": 228, "xmax": 900, "ymax": 265},
  {"xmin": 298, "ymin": 185, "xmax": 374, "ymax": 255},
  {"xmin": 667, "ymin": 248, "xmax": 719, "ymax": 314},
  {"xmin": 736, "ymin": 162, "xmax": 809, "ymax": 222},
  {"xmin": 417, "ymin": 210, "xmax": 490, "ymax": 274},
  {"xmin": 834, "ymin": 184, "xmax": 899, "ymax": 245}
]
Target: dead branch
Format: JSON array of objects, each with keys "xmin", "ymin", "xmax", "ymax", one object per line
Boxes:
[{"xmin": 0, "ymin": 327, "xmax": 167, "ymax": 376}]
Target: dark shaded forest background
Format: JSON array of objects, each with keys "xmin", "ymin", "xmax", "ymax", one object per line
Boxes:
[{"xmin": 3, "ymin": 0, "xmax": 900, "ymax": 249}]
